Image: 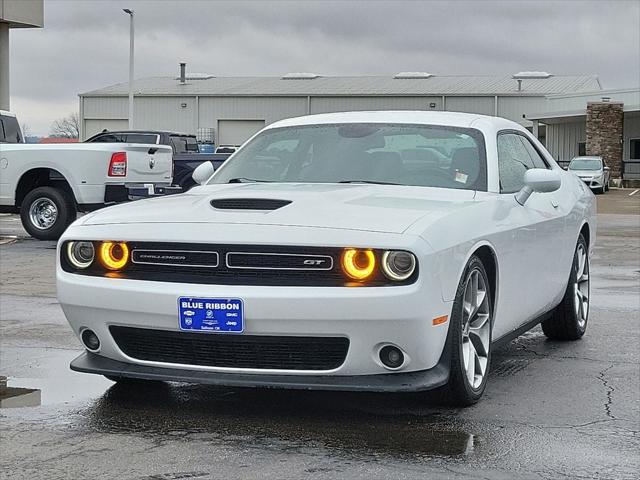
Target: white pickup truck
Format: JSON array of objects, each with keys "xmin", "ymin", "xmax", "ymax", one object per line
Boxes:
[{"xmin": 0, "ymin": 111, "xmax": 176, "ymax": 240}]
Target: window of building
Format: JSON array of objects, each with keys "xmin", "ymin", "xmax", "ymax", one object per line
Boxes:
[
  {"xmin": 578, "ymin": 142, "xmax": 586, "ymax": 156},
  {"xmin": 630, "ymin": 139, "xmax": 640, "ymax": 160}
]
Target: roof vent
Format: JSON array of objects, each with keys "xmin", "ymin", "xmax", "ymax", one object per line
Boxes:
[
  {"xmin": 175, "ymin": 73, "xmax": 215, "ymax": 80},
  {"xmin": 394, "ymin": 72, "xmax": 433, "ymax": 79},
  {"xmin": 281, "ymin": 73, "xmax": 320, "ymax": 80},
  {"xmin": 513, "ymin": 71, "xmax": 552, "ymax": 79}
]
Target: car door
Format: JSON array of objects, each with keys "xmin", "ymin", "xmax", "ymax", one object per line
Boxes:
[{"xmin": 492, "ymin": 132, "xmax": 567, "ymax": 337}]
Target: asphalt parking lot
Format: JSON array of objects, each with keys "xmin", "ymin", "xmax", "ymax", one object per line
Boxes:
[{"xmin": 0, "ymin": 188, "xmax": 638, "ymax": 480}]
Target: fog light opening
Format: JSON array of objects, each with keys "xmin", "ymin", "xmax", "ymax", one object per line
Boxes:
[
  {"xmin": 81, "ymin": 329, "xmax": 101, "ymax": 352},
  {"xmin": 379, "ymin": 345, "xmax": 405, "ymax": 370}
]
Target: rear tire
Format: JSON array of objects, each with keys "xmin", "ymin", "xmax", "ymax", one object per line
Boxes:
[
  {"xmin": 20, "ymin": 186, "xmax": 76, "ymax": 240},
  {"xmin": 440, "ymin": 255, "xmax": 493, "ymax": 406},
  {"xmin": 542, "ymin": 234, "xmax": 589, "ymax": 340}
]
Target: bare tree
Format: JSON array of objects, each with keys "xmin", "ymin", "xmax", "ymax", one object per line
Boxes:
[
  {"xmin": 21, "ymin": 122, "xmax": 31, "ymax": 138},
  {"xmin": 50, "ymin": 113, "xmax": 80, "ymax": 139}
]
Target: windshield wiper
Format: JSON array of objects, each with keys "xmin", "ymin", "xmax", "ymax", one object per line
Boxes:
[
  {"xmin": 227, "ymin": 177, "xmax": 272, "ymax": 183},
  {"xmin": 338, "ymin": 180, "xmax": 401, "ymax": 185}
]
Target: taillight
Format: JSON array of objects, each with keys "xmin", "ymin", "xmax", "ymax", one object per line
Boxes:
[{"xmin": 108, "ymin": 152, "xmax": 127, "ymax": 177}]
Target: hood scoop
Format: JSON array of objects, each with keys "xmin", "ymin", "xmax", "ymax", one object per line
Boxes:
[{"xmin": 210, "ymin": 198, "xmax": 292, "ymax": 211}]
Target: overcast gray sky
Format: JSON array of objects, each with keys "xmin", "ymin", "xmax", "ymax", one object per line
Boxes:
[{"xmin": 9, "ymin": 0, "xmax": 640, "ymax": 136}]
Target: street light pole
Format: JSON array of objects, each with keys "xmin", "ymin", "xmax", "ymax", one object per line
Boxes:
[{"xmin": 123, "ymin": 9, "xmax": 134, "ymax": 129}]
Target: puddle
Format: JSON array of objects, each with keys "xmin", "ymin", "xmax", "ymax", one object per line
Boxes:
[
  {"xmin": 2, "ymin": 345, "xmax": 476, "ymax": 458},
  {"xmin": 78, "ymin": 382, "xmax": 476, "ymax": 458}
]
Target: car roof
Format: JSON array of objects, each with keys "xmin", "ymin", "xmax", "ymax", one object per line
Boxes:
[
  {"xmin": 91, "ymin": 130, "xmax": 194, "ymax": 137},
  {"xmin": 266, "ymin": 110, "xmax": 520, "ymax": 130},
  {"xmin": 571, "ymin": 156, "xmax": 602, "ymax": 160},
  {"xmin": 0, "ymin": 110, "xmax": 16, "ymax": 117}
]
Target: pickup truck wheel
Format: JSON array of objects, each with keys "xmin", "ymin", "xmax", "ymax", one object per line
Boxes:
[{"xmin": 20, "ymin": 186, "xmax": 77, "ymax": 240}]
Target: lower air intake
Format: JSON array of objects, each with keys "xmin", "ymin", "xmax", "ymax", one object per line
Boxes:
[{"xmin": 110, "ymin": 326, "xmax": 349, "ymax": 371}]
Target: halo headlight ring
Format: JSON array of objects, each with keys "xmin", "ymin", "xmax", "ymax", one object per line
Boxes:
[
  {"xmin": 66, "ymin": 241, "xmax": 95, "ymax": 269},
  {"xmin": 341, "ymin": 248, "xmax": 376, "ymax": 281},
  {"xmin": 382, "ymin": 250, "xmax": 416, "ymax": 281},
  {"xmin": 98, "ymin": 241, "xmax": 130, "ymax": 271}
]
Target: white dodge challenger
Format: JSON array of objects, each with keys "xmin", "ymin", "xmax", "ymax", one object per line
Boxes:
[{"xmin": 57, "ymin": 111, "xmax": 595, "ymax": 405}]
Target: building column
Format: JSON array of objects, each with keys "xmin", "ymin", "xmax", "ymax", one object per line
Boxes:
[
  {"xmin": 0, "ymin": 22, "xmax": 9, "ymax": 111},
  {"xmin": 532, "ymin": 119, "xmax": 539, "ymax": 139},
  {"xmin": 586, "ymin": 101, "xmax": 624, "ymax": 180}
]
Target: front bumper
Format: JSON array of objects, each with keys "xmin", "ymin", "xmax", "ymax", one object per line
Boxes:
[
  {"xmin": 57, "ymin": 223, "xmax": 453, "ymax": 390},
  {"xmin": 577, "ymin": 175, "xmax": 606, "ymax": 189},
  {"xmin": 71, "ymin": 349, "xmax": 450, "ymax": 392},
  {"xmin": 104, "ymin": 184, "xmax": 182, "ymax": 203}
]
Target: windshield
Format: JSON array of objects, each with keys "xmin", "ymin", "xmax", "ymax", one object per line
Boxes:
[
  {"xmin": 569, "ymin": 158, "xmax": 602, "ymax": 170},
  {"xmin": 210, "ymin": 123, "xmax": 487, "ymax": 190}
]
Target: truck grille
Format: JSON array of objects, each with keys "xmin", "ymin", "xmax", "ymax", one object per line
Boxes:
[{"xmin": 110, "ymin": 326, "xmax": 349, "ymax": 371}]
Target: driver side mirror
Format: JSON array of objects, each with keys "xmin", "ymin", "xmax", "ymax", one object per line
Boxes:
[
  {"xmin": 515, "ymin": 169, "xmax": 561, "ymax": 206},
  {"xmin": 192, "ymin": 161, "xmax": 215, "ymax": 185},
  {"xmin": 604, "ymin": 166, "xmax": 610, "ymax": 171}
]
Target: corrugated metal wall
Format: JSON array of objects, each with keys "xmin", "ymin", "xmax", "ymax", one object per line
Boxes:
[
  {"xmin": 545, "ymin": 121, "xmax": 586, "ymax": 163},
  {"xmin": 497, "ymin": 97, "xmax": 542, "ymax": 127},
  {"xmin": 623, "ymin": 112, "xmax": 640, "ymax": 160},
  {"xmin": 81, "ymin": 94, "xmax": 549, "ymax": 141},
  {"xmin": 444, "ymin": 96, "xmax": 494, "ymax": 116},
  {"xmin": 83, "ymin": 97, "xmax": 128, "ymax": 119},
  {"xmin": 134, "ymin": 97, "xmax": 196, "ymax": 132},
  {"xmin": 309, "ymin": 96, "xmax": 441, "ymax": 113},
  {"xmin": 199, "ymin": 97, "xmax": 307, "ymax": 131}
]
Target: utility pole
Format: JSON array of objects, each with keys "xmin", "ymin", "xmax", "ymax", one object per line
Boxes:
[{"xmin": 123, "ymin": 9, "xmax": 135, "ymax": 128}]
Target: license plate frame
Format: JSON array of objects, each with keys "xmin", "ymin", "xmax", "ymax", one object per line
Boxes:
[{"xmin": 178, "ymin": 297, "xmax": 244, "ymax": 333}]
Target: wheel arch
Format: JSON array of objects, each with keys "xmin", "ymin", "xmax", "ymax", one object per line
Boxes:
[
  {"xmin": 579, "ymin": 221, "xmax": 591, "ymax": 250},
  {"xmin": 472, "ymin": 244, "xmax": 498, "ymax": 315},
  {"xmin": 15, "ymin": 168, "xmax": 77, "ymax": 207}
]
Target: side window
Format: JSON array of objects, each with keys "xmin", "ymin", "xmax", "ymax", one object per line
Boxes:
[
  {"xmin": 517, "ymin": 135, "xmax": 549, "ymax": 169},
  {"xmin": 0, "ymin": 118, "xmax": 5, "ymax": 142},
  {"xmin": 90, "ymin": 134, "xmax": 121, "ymax": 143},
  {"xmin": 0, "ymin": 115, "xmax": 22, "ymax": 143},
  {"xmin": 497, "ymin": 133, "xmax": 536, "ymax": 193}
]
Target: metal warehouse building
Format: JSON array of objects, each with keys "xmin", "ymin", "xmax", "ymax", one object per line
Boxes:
[{"xmin": 79, "ymin": 70, "xmax": 602, "ymax": 146}]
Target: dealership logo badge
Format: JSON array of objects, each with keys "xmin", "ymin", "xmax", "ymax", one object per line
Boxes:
[{"xmin": 149, "ymin": 158, "xmax": 155, "ymax": 169}]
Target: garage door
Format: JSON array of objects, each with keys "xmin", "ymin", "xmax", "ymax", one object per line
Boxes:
[
  {"xmin": 84, "ymin": 119, "xmax": 128, "ymax": 140},
  {"xmin": 218, "ymin": 120, "xmax": 265, "ymax": 146}
]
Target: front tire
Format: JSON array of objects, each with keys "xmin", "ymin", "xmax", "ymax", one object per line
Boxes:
[
  {"xmin": 20, "ymin": 186, "xmax": 76, "ymax": 240},
  {"xmin": 441, "ymin": 255, "xmax": 493, "ymax": 406},
  {"xmin": 542, "ymin": 234, "xmax": 590, "ymax": 340}
]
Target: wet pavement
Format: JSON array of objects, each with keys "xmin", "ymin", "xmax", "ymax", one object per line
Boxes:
[{"xmin": 0, "ymin": 193, "xmax": 639, "ymax": 479}]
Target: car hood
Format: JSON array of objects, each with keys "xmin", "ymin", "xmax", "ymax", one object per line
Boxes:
[
  {"xmin": 80, "ymin": 183, "xmax": 477, "ymax": 234},
  {"xmin": 572, "ymin": 169, "xmax": 602, "ymax": 177}
]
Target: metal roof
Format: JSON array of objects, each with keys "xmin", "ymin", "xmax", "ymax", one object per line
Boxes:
[
  {"xmin": 526, "ymin": 88, "xmax": 640, "ymax": 122},
  {"xmin": 81, "ymin": 74, "xmax": 602, "ymax": 97}
]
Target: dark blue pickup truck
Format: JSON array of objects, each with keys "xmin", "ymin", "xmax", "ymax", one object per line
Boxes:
[{"xmin": 85, "ymin": 130, "xmax": 232, "ymax": 190}]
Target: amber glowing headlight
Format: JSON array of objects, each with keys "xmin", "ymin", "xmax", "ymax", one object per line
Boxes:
[
  {"xmin": 341, "ymin": 248, "xmax": 376, "ymax": 281},
  {"xmin": 66, "ymin": 241, "xmax": 95, "ymax": 269},
  {"xmin": 382, "ymin": 250, "xmax": 416, "ymax": 281},
  {"xmin": 98, "ymin": 241, "xmax": 130, "ymax": 270}
]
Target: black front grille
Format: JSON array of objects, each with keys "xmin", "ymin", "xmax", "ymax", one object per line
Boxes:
[
  {"xmin": 210, "ymin": 198, "xmax": 291, "ymax": 210},
  {"xmin": 110, "ymin": 326, "xmax": 349, "ymax": 371},
  {"xmin": 61, "ymin": 242, "xmax": 418, "ymax": 287}
]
